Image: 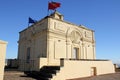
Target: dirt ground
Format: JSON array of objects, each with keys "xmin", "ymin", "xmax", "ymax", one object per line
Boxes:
[
  {"xmin": 4, "ymin": 71, "xmax": 36, "ymax": 80},
  {"xmin": 68, "ymin": 72, "xmax": 120, "ymax": 80},
  {"xmin": 4, "ymin": 69, "xmax": 120, "ymax": 80}
]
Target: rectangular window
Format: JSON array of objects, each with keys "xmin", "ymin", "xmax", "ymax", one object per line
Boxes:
[{"xmin": 26, "ymin": 47, "xmax": 30, "ymax": 63}]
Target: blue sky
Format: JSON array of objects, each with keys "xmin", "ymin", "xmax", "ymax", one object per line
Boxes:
[{"xmin": 0, "ymin": 0, "xmax": 120, "ymax": 64}]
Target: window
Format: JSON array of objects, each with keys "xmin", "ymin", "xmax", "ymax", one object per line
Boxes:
[{"xmin": 26, "ymin": 47, "xmax": 30, "ymax": 63}]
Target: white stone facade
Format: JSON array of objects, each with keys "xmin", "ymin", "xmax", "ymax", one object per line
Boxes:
[{"xmin": 18, "ymin": 12, "xmax": 95, "ymax": 70}]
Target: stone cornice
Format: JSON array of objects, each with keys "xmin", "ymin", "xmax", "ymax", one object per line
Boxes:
[
  {"xmin": 48, "ymin": 17, "xmax": 94, "ymax": 32},
  {"xmin": 0, "ymin": 40, "xmax": 8, "ymax": 44},
  {"xmin": 19, "ymin": 17, "xmax": 48, "ymax": 33}
]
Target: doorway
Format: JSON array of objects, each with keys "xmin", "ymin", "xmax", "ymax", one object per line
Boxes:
[
  {"xmin": 91, "ymin": 67, "xmax": 97, "ymax": 76},
  {"xmin": 72, "ymin": 48, "xmax": 79, "ymax": 59}
]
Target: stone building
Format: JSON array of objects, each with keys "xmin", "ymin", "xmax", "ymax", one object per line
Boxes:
[
  {"xmin": 6, "ymin": 59, "xmax": 18, "ymax": 68},
  {"xmin": 0, "ymin": 40, "xmax": 7, "ymax": 80},
  {"xmin": 18, "ymin": 12, "xmax": 115, "ymax": 80}
]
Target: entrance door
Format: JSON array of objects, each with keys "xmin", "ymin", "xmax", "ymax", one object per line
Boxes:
[
  {"xmin": 91, "ymin": 67, "xmax": 97, "ymax": 76},
  {"xmin": 72, "ymin": 48, "xmax": 78, "ymax": 59}
]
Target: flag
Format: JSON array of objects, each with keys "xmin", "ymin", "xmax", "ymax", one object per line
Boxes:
[
  {"xmin": 48, "ymin": 2, "xmax": 61, "ymax": 10},
  {"xmin": 28, "ymin": 17, "xmax": 37, "ymax": 23}
]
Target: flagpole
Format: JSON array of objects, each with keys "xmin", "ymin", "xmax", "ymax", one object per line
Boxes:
[
  {"xmin": 47, "ymin": 1, "xmax": 49, "ymax": 16},
  {"xmin": 28, "ymin": 23, "xmax": 29, "ymax": 27},
  {"xmin": 28, "ymin": 17, "xmax": 29, "ymax": 27},
  {"xmin": 47, "ymin": 9, "xmax": 49, "ymax": 16}
]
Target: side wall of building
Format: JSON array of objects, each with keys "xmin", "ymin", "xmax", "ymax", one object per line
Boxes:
[{"xmin": 18, "ymin": 18, "xmax": 48, "ymax": 71}]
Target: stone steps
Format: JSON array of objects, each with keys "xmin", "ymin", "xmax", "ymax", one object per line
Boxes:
[{"xmin": 24, "ymin": 66, "xmax": 60, "ymax": 80}]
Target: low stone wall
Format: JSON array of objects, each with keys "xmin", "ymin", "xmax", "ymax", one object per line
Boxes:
[
  {"xmin": 52, "ymin": 59, "xmax": 115, "ymax": 80},
  {"xmin": 39, "ymin": 58, "xmax": 47, "ymax": 69}
]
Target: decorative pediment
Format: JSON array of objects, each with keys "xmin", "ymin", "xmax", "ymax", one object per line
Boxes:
[{"xmin": 70, "ymin": 31, "xmax": 81, "ymax": 44}]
